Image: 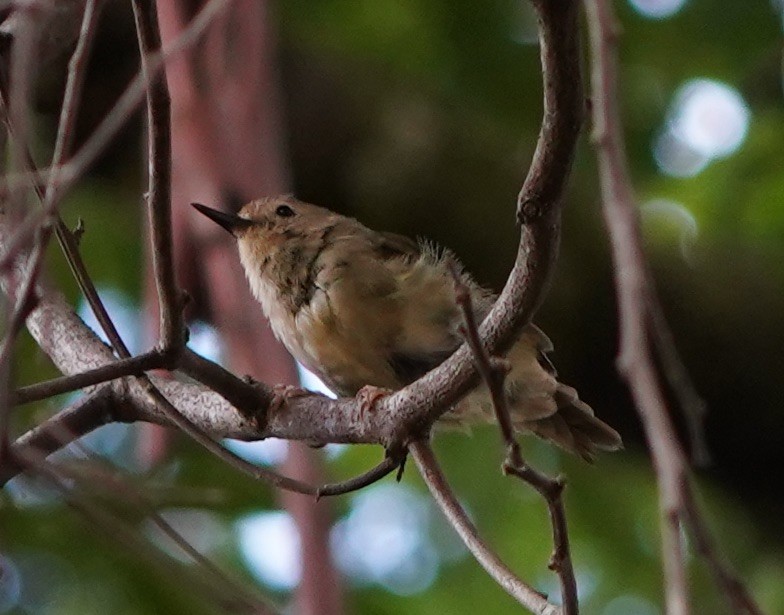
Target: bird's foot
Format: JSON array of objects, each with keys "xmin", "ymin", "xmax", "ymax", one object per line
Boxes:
[
  {"xmin": 269, "ymin": 383, "xmax": 311, "ymax": 414},
  {"xmin": 356, "ymin": 385, "xmax": 392, "ymax": 418}
]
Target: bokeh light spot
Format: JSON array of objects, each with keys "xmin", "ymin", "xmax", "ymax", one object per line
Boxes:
[
  {"xmin": 187, "ymin": 320, "xmax": 224, "ymax": 364},
  {"xmin": 236, "ymin": 511, "xmax": 301, "ymax": 591},
  {"xmin": 641, "ymin": 198, "xmax": 699, "ymax": 262},
  {"xmin": 629, "ymin": 0, "xmax": 687, "ymax": 19},
  {"xmin": 331, "ymin": 483, "xmax": 441, "ymax": 595},
  {"xmin": 297, "ymin": 363, "xmax": 336, "ymax": 398},
  {"xmin": 671, "ymin": 79, "xmax": 750, "ymax": 157},
  {"xmin": 144, "ymin": 508, "xmax": 227, "ymax": 562},
  {"xmin": 77, "ymin": 287, "xmax": 141, "ymax": 355},
  {"xmin": 655, "ymin": 78, "xmax": 750, "ymax": 176},
  {"xmin": 652, "ymin": 131, "xmax": 710, "ymax": 177},
  {"xmin": 224, "ymin": 438, "xmax": 288, "ymax": 466}
]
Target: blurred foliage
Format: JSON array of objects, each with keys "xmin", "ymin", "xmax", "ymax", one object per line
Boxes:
[{"xmin": 3, "ymin": 1, "xmax": 784, "ymax": 614}]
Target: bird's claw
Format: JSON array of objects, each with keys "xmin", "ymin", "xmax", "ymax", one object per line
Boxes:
[
  {"xmin": 356, "ymin": 385, "xmax": 392, "ymax": 419},
  {"xmin": 269, "ymin": 384, "xmax": 311, "ymax": 413}
]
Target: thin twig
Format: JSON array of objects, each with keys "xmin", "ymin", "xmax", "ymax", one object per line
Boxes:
[
  {"xmin": 1, "ymin": 386, "xmax": 116, "ymax": 486},
  {"xmin": 43, "ymin": 0, "xmax": 123, "ymax": 363},
  {"xmin": 6, "ymin": 0, "xmax": 103, "ymax": 259},
  {"xmin": 139, "ymin": 374, "xmax": 413, "ymax": 498},
  {"xmin": 131, "ymin": 0, "xmax": 183, "ymax": 354},
  {"xmin": 0, "ymin": 0, "xmax": 38, "ymax": 474},
  {"xmin": 315, "ymin": 453, "xmax": 402, "ymax": 499},
  {"xmin": 55, "ymin": 214, "xmax": 135, "ymax": 356},
  {"xmin": 679, "ymin": 479, "xmax": 763, "ymax": 615},
  {"xmin": 584, "ymin": 1, "xmax": 762, "ymax": 614},
  {"xmin": 47, "ymin": 0, "xmax": 103, "ymax": 190},
  {"xmin": 645, "ymin": 294, "xmax": 710, "ymax": 465},
  {"xmin": 411, "ymin": 440, "xmax": 561, "ymax": 615},
  {"xmin": 0, "ymin": 0, "xmax": 231, "ymax": 210},
  {"xmin": 13, "ymin": 450, "xmax": 279, "ymax": 614},
  {"xmin": 0, "ymin": 235, "xmax": 44, "ymax": 456},
  {"xmin": 0, "ymin": 1, "xmax": 108, "ymax": 474},
  {"xmin": 0, "ymin": 0, "xmax": 97, "ymax": 278},
  {"xmin": 4, "ymin": 67, "xmax": 146, "ymax": 394},
  {"xmin": 0, "ymin": 0, "xmax": 129, "ymax": 366},
  {"xmin": 139, "ymin": 378, "xmax": 321, "ymax": 495},
  {"xmin": 448, "ymin": 263, "xmax": 578, "ymax": 615},
  {"xmin": 5, "ymin": 0, "xmax": 38, "ymax": 220},
  {"xmin": 12, "ymin": 350, "xmax": 167, "ymax": 406}
]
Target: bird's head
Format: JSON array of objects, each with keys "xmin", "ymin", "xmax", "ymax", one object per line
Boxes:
[{"xmin": 192, "ymin": 196, "xmax": 340, "ymax": 287}]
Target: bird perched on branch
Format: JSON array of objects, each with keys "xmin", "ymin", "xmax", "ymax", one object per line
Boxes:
[{"xmin": 193, "ymin": 196, "xmax": 622, "ymax": 461}]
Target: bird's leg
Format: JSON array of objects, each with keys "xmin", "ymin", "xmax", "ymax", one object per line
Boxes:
[{"xmin": 355, "ymin": 385, "xmax": 392, "ymax": 418}]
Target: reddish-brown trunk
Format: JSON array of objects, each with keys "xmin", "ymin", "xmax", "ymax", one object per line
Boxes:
[{"xmin": 142, "ymin": 2, "xmax": 343, "ymax": 612}]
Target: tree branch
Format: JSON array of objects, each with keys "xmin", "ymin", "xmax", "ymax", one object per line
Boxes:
[
  {"xmin": 1, "ymin": 386, "xmax": 116, "ymax": 485},
  {"xmin": 131, "ymin": 0, "xmax": 183, "ymax": 354},
  {"xmin": 411, "ymin": 440, "xmax": 561, "ymax": 615},
  {"xmin": 584, "ymin": 1, "xmax": 761, "ymax": 613},
  {"xmin": 449, "ymin": 263, "xmax": 578, "ymax": 614},
  {"xmin": 0, "ymin": 0, "xmax": 598, "ymax": 609},
  {"xmin": 3, "ymin": 0, "xmax": 583, "ymax": 462},
  {"xmin": 14, "ymin": 452, "xmax": 279, "ymax": 614},
  {"xmin": 12, "ymin": 350, "xmax": 166, "ymax": 405},
  {"xmin": 0, "ymin": 0, "xmax": 231, "ymax": 209}
]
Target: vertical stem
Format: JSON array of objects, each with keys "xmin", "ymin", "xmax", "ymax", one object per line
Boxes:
[{"xmin": 132, "ymin": 0, "xmax": 183, "ymax": 354}]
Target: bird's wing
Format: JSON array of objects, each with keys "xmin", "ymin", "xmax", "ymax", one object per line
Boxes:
[
  {"xmin": 388, "ymin": 348, "xmax": 456, "ymax": 384},
  {"xmin": 368, "ymin": 232, "xmax": 467, "ymax": 385},
  {"xmin": 523, "ymin": 324, "xmax": 557, "ymax": 377},
  {"xmin": 370, "ymin": 230, "xmax": 422, "ymax": 260}
]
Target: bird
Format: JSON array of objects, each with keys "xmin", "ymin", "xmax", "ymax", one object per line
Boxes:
[{"xmin": 192, "ymin": 196, "xmax": 622, "ymax": 461}]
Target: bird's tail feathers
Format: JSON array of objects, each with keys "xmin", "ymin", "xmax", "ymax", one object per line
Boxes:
[{"xmin": 514, "ymin": 384, "xmax": 623, "ymax": 462}]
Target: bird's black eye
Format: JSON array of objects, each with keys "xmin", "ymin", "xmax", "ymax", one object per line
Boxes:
[{"xmin": 275, "ymin": 204, "xmax": 295, "ymax": 217}]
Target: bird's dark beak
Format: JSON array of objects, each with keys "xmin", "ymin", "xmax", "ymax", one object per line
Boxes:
[{"xmin": 191, "ymin": 203, "xmax": 253, "ymax": 236}]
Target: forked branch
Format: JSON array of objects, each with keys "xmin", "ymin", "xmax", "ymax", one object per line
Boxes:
[{"xmin": 449, "ymin": 263, "xmax": 577, "ymax": 614}]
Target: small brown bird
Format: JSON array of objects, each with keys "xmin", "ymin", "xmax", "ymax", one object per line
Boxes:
[{"xmin": 193, "ymin": 196, "xmax": 622, "ymax": 461}]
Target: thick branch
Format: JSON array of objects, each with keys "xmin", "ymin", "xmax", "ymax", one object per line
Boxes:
[{"xmin": 4, "ymin": 0, "xmax": 582, "ymax": 457}]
